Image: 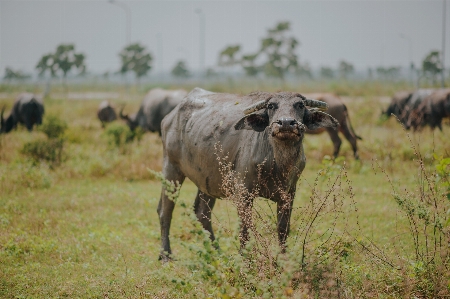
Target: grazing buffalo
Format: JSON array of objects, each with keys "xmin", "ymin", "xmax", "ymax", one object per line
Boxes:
[
  {"xmin": 1, "ymin": 93, "xmax": 45, "ymax": 133},
  {"xmin": 157, "ymin": 88, "xmax": 338, "ymax": 260},
  {"xmin": 400, "ymin": 89, "xmax": 434, "ymax": 127},
  {"xmin": 403, "ymin": 89, "xmax": 434, "ymax": 117},
  {"xmin": 97, "ymin": 100, "xmax": 117, "ymax": 127},
  {"xmin": 304, "ymin": 93, "xmax": 361, "ymax": 159},
  {"xmin": 406, "ymin": 88, "xmax": 450, "ymax": 131},
  {"xmin": 120, "ymin": 88, "xmax": 187, "ymax": 135},
  {"xmin": 383, "ymin": 89, "xmax": 434, "ymax": 127},
  {"xmin": 383, "ymin": 90, "xmax": 412, "ymax": 121}
]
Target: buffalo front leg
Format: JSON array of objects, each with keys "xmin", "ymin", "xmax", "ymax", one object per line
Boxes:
[
  {"xmin": 193, "ymin": 190, "xmax": 217, "ymax": 246},
  {"xmin": 277, "ymin": 197, "xmax": 293, "ymax": 253},
  {"xmin": 25, "ymin": 119, "xmax": 33, "ymax": 132},
  {"xmin": 157, "ymin": 161, "xmax": 185, "ymax": 261}
]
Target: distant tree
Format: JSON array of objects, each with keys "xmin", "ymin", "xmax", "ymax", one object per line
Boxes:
[
  {"xmin": 258, "ymin": 22, "xmax": 299, "ymax": 80},
  {"xmin": 320, "ymin": 66, "xmax": 334, "ymax": 79},
  {"xmin": 234, "ymin": 21, "xmax": 299, "ymax": 81},
  {"xmin": 3, "ymin": 67, "xmax": 31, "ymax": 81},
  {"xmin": 422, "ymin": 50, "xmax": 443, "ymax": 85},
  {"xmin": 376, "ymin": 66, "xmax": 401, "ymax": 81},
  {"xmin": 36, "ymin": 54, "xmax": 56, "ymax": 78},
  {"xmin": 296, "ymin": 62, "xmax": 313, "ymax": 79},
  {"xmin": 36, "ymin": 44, "xmax": 86, "ymax": 94},
  {"xmin": 119, "ymin": 43, "xmax": 152, "ymax": 84},
  {"xmin": 205, "ymin": 67, "xmax": 218, "ymax": 78},
  {"xmin": 241, "ymin": 53, "xmax": 260, "ymax": 77},
  {"xmin": 338, "ymin": 60, "xmax": 354, "ymax": 79},
  {"xmin": 218, "ymin": 45, "xmax": 241, "ymax": 68},
  {"xmin": 52, "ymin": 44, "xmax": 86, "ymax": 80},
  {"xmin": 171, "ymin": 60, "xmax": 190, "ymax": 78}
]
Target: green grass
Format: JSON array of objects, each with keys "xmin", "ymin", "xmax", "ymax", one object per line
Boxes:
[{"xmin": 0, "ymin": 83, "xmax": 449, "ymax": 298}]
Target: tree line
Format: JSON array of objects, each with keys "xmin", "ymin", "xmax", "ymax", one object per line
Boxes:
[{"xmin": 2, "ymin": 21, "xmax": 446, "ymax": 85}]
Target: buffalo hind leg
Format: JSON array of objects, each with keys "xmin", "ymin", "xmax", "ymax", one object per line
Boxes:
[
  {"xmin": 326, "ymin": 128, "xmax": 342, "ymax": 159},
  {"xmin": 340, "ymin": 122, "xmax": 359, "ymax": 159},
  {"xmin": 194, "ymin": 190, "xmax": 218, "ymax": 248},
  {"xmin": 157, "ymin": 161, "xmax": 185, "ymax": 261},
  {"xmin": 277, "ymin": 196, "xmax": 293, "ymax": 253}
]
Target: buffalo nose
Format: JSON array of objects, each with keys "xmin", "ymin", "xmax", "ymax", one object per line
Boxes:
[{"xmin": 276, "ymin": 118, "xmax": 298, "ymax": 130}]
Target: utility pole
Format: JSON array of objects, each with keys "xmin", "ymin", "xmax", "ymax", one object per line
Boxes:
[
  {"xmin": 157, "ymin": 33, "xmax": 163, "ymax": 81},
  {"xmin": 442, "ymin": 0, "xmax": 447, "ymax": 87},
  {"xmin": 195, "ymin": 9, "xmax": 205, "ymax": 78},
  {"xmin": 108, "ymin": 0, "xmax": 131, "ymax": 45},
  {"xmin": 400, "ymin": 33, "xmax": 414, "ymax": 86}
]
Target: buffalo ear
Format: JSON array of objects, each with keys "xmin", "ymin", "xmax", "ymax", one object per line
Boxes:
[
  {"xmin": 303, "ymin": 110, "xmax": 339, "ymax": 130},
  {"xmin": 234, "ymin": 111, "xmax": 269, "ymax": 132}
]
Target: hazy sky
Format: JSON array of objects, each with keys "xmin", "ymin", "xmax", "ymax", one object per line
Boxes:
[{"xmin": 0, "ymin": 0, "xmax": 448, "ymax": 75}]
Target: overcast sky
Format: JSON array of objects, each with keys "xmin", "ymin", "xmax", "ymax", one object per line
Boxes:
[{"xmin": 0, "ymin": 0, "xmax": 448, "ymax": 75}]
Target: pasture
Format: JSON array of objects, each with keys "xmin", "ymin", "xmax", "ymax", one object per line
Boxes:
[{"xmin": 0, "ymin": 82, "xmax": 449, "ymax": 298}]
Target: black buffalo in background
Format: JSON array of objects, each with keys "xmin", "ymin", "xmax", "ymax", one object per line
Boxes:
[
  {"xmin": 406, "ymin": 88, "xmax": 450, "ymax": 131},
  {"xmin": 97, "ymin": 100, "xmax": 117, "ymax": 127},
  {"xmin": 120, "ymin": 88, "xmax": 187, "ymax": 135},
  {"xmin": 1, "ymin": 93, "xmax": 45, "ymax": 133}
]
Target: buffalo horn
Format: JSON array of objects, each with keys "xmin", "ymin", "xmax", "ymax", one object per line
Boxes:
[
  {"xmin": 119, "ymin": 106, "xmax": 129, "ymax": 121},
  {"xmin": 243, "ymin": 100, "xmax": 268, "ymax": 115},
  {"xmin": 304, "ymin": 98, "xmax": 328, "ymax": 111}
]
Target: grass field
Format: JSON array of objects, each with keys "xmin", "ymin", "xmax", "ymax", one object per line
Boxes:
[{"xmin": 1, "ymin": 83, "xmax": 449, "ymax": 298}]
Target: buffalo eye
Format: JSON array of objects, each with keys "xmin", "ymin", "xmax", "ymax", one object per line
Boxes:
[
  {"xmin": 295, "ymin": 102, "xmax": 305, "ymax": 109},
  {"xmin": 267, "ymin": 103, "xmax": 275, "ymax": 110}
]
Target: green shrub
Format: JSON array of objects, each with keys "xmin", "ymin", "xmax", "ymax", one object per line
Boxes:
[
  {"xmin": 435, "ymin": 155, "xmax": 450, "ymax": 201},
  {"xmin": 21, "ymin": 115, "xmax": 67, "ymax": 166},
  {"xmin": 21, "ymin": 138, "xmax": 65, "ymax": 166},
  {"xmin": 38, "ymin": 114, "xmax": 68, "ymax": 139},
  {"xmin": 104, "ymin": 123, "xmax": 143, "ymax": 153}
]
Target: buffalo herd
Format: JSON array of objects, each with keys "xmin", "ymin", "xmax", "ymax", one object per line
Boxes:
[
  {"xmin": 2, "ymin": 86, "xmax": 449, "ymax": 259},
  {"xmin": 383, "ymin": 88, "xmax": 450, "ymax": 131}
]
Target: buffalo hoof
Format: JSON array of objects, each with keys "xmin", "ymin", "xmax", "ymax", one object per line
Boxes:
[{"xmin": 158, "ymin": 252, "xmax": 174, "ymax": 263}]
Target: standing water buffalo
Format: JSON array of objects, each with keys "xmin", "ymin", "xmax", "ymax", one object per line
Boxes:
[
  {"xmin": 158, "ymin": 88, "xmax": 338, "ymax": 260},
  {"xmin": 97, "ymin": 100, "xmax": 117, "ymax": 127},
  {"xmin": 1, "ymin": 93, "xmax": 45, "ymax": 133},
  {"xmin": 402, "ymin": 89, "xmax": 434, "ymax": 126},
  {"xmin": 304, "ymin": 93, "xmax": 361, "ymax": 159},
  {"xmin": 406, "ymin": 88, "xmax": 450, "ymax": 131},
  {"xmin": 120, "ymin": 88, "xmax": 187, "ymax": 135},
  {"xmin": 382, "ymin": 90, "xmax": 412, "ymax": 121}
]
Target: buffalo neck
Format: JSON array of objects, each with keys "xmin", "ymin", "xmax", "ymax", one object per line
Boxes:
[{"xmin": 251, "ymin": 129, "xmax": 306, "ymax": 191}]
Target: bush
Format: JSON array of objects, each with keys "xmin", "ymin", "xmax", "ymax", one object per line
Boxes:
[
  {"xmin": 104, "ymin": 123, "xmax": 143, "ymax": 153},
  {"xmin": 22, "ymin": 138, "xmax": 64, "ymax": 166},
  {"xmin": 21, "ymin": 115, "xmax": 67, "ymax": 167},
  {"xmin": 38, "ymin": 114, "xmax": 68, "ymax": 139}
]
